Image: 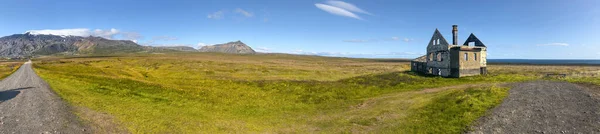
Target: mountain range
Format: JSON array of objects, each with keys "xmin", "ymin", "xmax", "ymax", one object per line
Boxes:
[{"xmin": 0, "ymin": 33, "xmax": 256, "ymax": 58}]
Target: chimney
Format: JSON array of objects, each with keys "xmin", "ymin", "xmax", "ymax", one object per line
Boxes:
[{"xmin": 452, "ymin": 25, "xmax": 458, "ymax": 45}]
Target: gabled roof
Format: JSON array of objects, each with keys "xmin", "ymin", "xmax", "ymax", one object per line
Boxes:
[
  {"xmin": 462, "ymin": 33, "xmax": 486, "ymax": 47},
  {"xmin": 427, "ymin": 29, "xmax": 450, "ymax": 48},
  {"xmin": 412, "ymin": 55, "xmax": 427, "ymax": 62}
]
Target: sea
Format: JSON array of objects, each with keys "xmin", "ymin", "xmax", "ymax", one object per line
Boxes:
[{"xmin": 488, "ymin": 59, "xmax": 600, "ymax": 65}]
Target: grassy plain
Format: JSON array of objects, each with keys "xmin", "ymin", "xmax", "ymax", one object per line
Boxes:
[
  {"xmin": 0, "ymin": 61, "xmax": 22, "ymax": 79},
  {"xmin": 31, "ymin": 53, "xmax": 600, "ymax": 133}
]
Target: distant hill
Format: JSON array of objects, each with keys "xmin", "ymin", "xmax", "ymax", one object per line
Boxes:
[
  {"xmin": 0, "ymin": 33, "xmax": 149, "ymax": 58},
  {"xmin": 155, "ymin": 46, "xmax": 198, "ymax": 52},
  {"xmin": 73, "ymin": 36, "xmax": 144, "ymax": 54},
  {"xmin": 199, "ymin": 41, "xmax": 255, "ymax": 54}
]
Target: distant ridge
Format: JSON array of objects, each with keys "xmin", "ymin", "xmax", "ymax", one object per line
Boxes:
[
  {"xmin": 0, "ymin": 33, "xmax": 189, "ymax": 58},
  {"xmin": 0, "ymin": 33, "xmax": 144, "ymax": 57},
  {"xmin": 199, "ymin": 41, "xmax": 255, "ymax": 54},
  {"xmin": 155, "ymin": 46, "xmax": 198, "ymax": 52}
]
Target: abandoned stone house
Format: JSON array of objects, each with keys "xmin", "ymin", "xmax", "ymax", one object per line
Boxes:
[{"xmin": 411, "ymin": 25, "xmax": 487, "ymax": 77}]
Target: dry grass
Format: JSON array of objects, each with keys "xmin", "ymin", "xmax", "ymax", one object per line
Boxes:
[
  {"xmin": 0, "ymin": 61, "xmax": 23, "ymax": 79},
  {"xmin": 31, "ymin": 53, "xmax": 600, "ymax": 133},
  {"xmin": 488, "ymin": 64, "xmax": 600, "ymax": 78}
]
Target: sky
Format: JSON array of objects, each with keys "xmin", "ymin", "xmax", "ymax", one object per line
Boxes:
[{"xmin": 1, "ymin": 0, "xmax": 599, "ymax": 59}]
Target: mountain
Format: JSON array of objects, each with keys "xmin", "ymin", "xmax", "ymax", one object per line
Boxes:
[
  {"xmin": 73, "ymin": 36, "xmax": 144, "ymax": 54},
  {"xmin": 155, "ymin": 46, "xmax": 198, "ymax": 52},
  {"xmin": 199, "ymin": 41, "xmax": 255, "ymax": 54},
  {"xmin": 0, "ymin": 33, "xmax": 78, "ymax": 57},
  {"xmin": 0, "ymin": 33, "xmax": 145, "ymax": 57}
]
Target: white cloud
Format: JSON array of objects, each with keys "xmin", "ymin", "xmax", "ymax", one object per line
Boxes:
[
  {"xmin": 234, "ymin": 8, "xmax": 253, "ymax": 17},
  {"xmin": 402, "ymin": 38, "xmax": 414, "ymax": 42},
  {"xmin": 315, "ymin": 1, "xmax": 371, "ymax": 20},
  {"xmin": 197, "ymin": 42, "xmax": 216, "ymax": 49},
  {"xmin": 207, "ymin": 10, "xmax": 225, "ymax": 19},
  {"xmin": 26, "ymin": 28, "xmax": 127, "ymax": 39},
  {"xmin": 27, "ymin": 28, "xmax": 90, "ymax": 37},
  {"xmin": 325, "ymin": 0, "xmax": 372, "ymax": 15},
  {"xmin": 92, "ymin": 28, "xmax": 119, "ymax": 39},
  {"xmin": 255, "ymin": 47, "xmax": 272, "ymax": 52},
  {"xmin": 141, "ymin": 36, "xmax": 179, "ymax": 45},
  {"xmin": 537, "ymin": 43, "xmax": 569, "ymax": 46},
  {"xmin": 291, "ymin": 49, "xmax": 311, "ymax": 54},
  {"xmin": 197, "ymin": 42, "xmax": 207, "ymax": 47},
  {"xmin": 315, "ymin": 3, "xmax": 362, "ymax": 20},
  {"xmin": 208, "ymin": 8, "xmax": 260, "ymax": 20},
  {"xmin": 121, "ymin": 32, "xmax": 143, "ymax": 42}
]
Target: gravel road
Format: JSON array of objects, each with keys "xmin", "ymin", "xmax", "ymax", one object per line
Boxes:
[
  {"xmin": 0, "ymin": 61, "xmax": 88, "ymax": 133},
  {"xmin": 469, "ymin": 81, "xmax": 600, "ymax": 133}
]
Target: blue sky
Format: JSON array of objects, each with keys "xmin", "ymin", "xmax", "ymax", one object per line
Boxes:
[{"xmin": 1, "ymin": 0, "xmax": 599, "ymax": 59}]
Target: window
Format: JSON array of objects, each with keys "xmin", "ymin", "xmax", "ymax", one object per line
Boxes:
[
  {"xmin": 464, "ymin": 53, "xmax": 468, "ymax": 61},
  {"xmin": 437, "ymin": 53, "xmax": 442, "ymax": 61},
  {"xmin": 429, "ymin": 53, "xmax": 434, "ymax": 61},
  {"xmin": 468, "ymin": 42, "xmax": 475, "ymax": 46},
  {"xmin": 437, "ymin": 69, "xmax": 441, "ymax": 75},
  {"xmin": 437, "ymin": 39, "xmax": 440, "ymax": 45},
  {"xmin": 474, "ymin": 53, "xmax": 477, "ymax": 61}
]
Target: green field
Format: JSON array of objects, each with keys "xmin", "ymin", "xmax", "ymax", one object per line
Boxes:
[
  {"xmin": 31, "ymin": 53, "xmax": 600, "ymax": 133},
  {"xmin": 0, "ymin": 61, "xmax": 22, "ymax": 79}
]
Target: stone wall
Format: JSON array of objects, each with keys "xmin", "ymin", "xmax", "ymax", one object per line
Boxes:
[
  {"xmin": 480, "ymin": 48, "xmax": 487, "ymax": 67},
  {"xmin": 459, "ymin": 68, "xmax": 481, "ymax": 77},
  {"xmin": 411, "ymin": 61, "xmax": 428, "ymax": 73},
  {"xmin": 458, "ymin": 50, "xmax": 482, "ymax": 77},
  {"xmin": 425, "ymin": 29, "xmax": 452, "ymax": 77}
]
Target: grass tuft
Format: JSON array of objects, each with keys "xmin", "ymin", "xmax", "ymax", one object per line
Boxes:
[{"xmin": 397, "ymin": 86, "xmax": 509, "ymax": 133}]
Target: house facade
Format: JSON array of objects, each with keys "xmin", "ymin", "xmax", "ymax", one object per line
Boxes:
[{"xmin": 411, "ymin": 25, "xmax": 487, "ymax": 77}]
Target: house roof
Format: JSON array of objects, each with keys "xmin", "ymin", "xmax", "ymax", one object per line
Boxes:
[
  {"xmin": 462, "ymin": 33, "xmax": 486, "ymax": 47},
  {"xmin": 412, "ymin": 55, "xmax": 427, "ymax": 62}
]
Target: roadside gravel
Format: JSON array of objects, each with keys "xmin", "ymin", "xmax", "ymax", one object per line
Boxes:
[{"xmin": 469, "ymin": 81, "xmax": 600, "ymax": 133}]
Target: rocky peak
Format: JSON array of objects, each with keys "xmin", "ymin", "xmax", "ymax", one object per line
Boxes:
[{"xmin": 198, "ymin": 41, "xmax": 256, "ymax": 54}]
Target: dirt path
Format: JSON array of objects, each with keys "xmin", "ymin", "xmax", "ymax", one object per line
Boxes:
[
  {"xmin": 469, "ymin": 81, "xmax": 600, "ymax": 133},
  {"xmin": 0, "ymin": 61, "xmax": 89, "ymax": 133}
]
